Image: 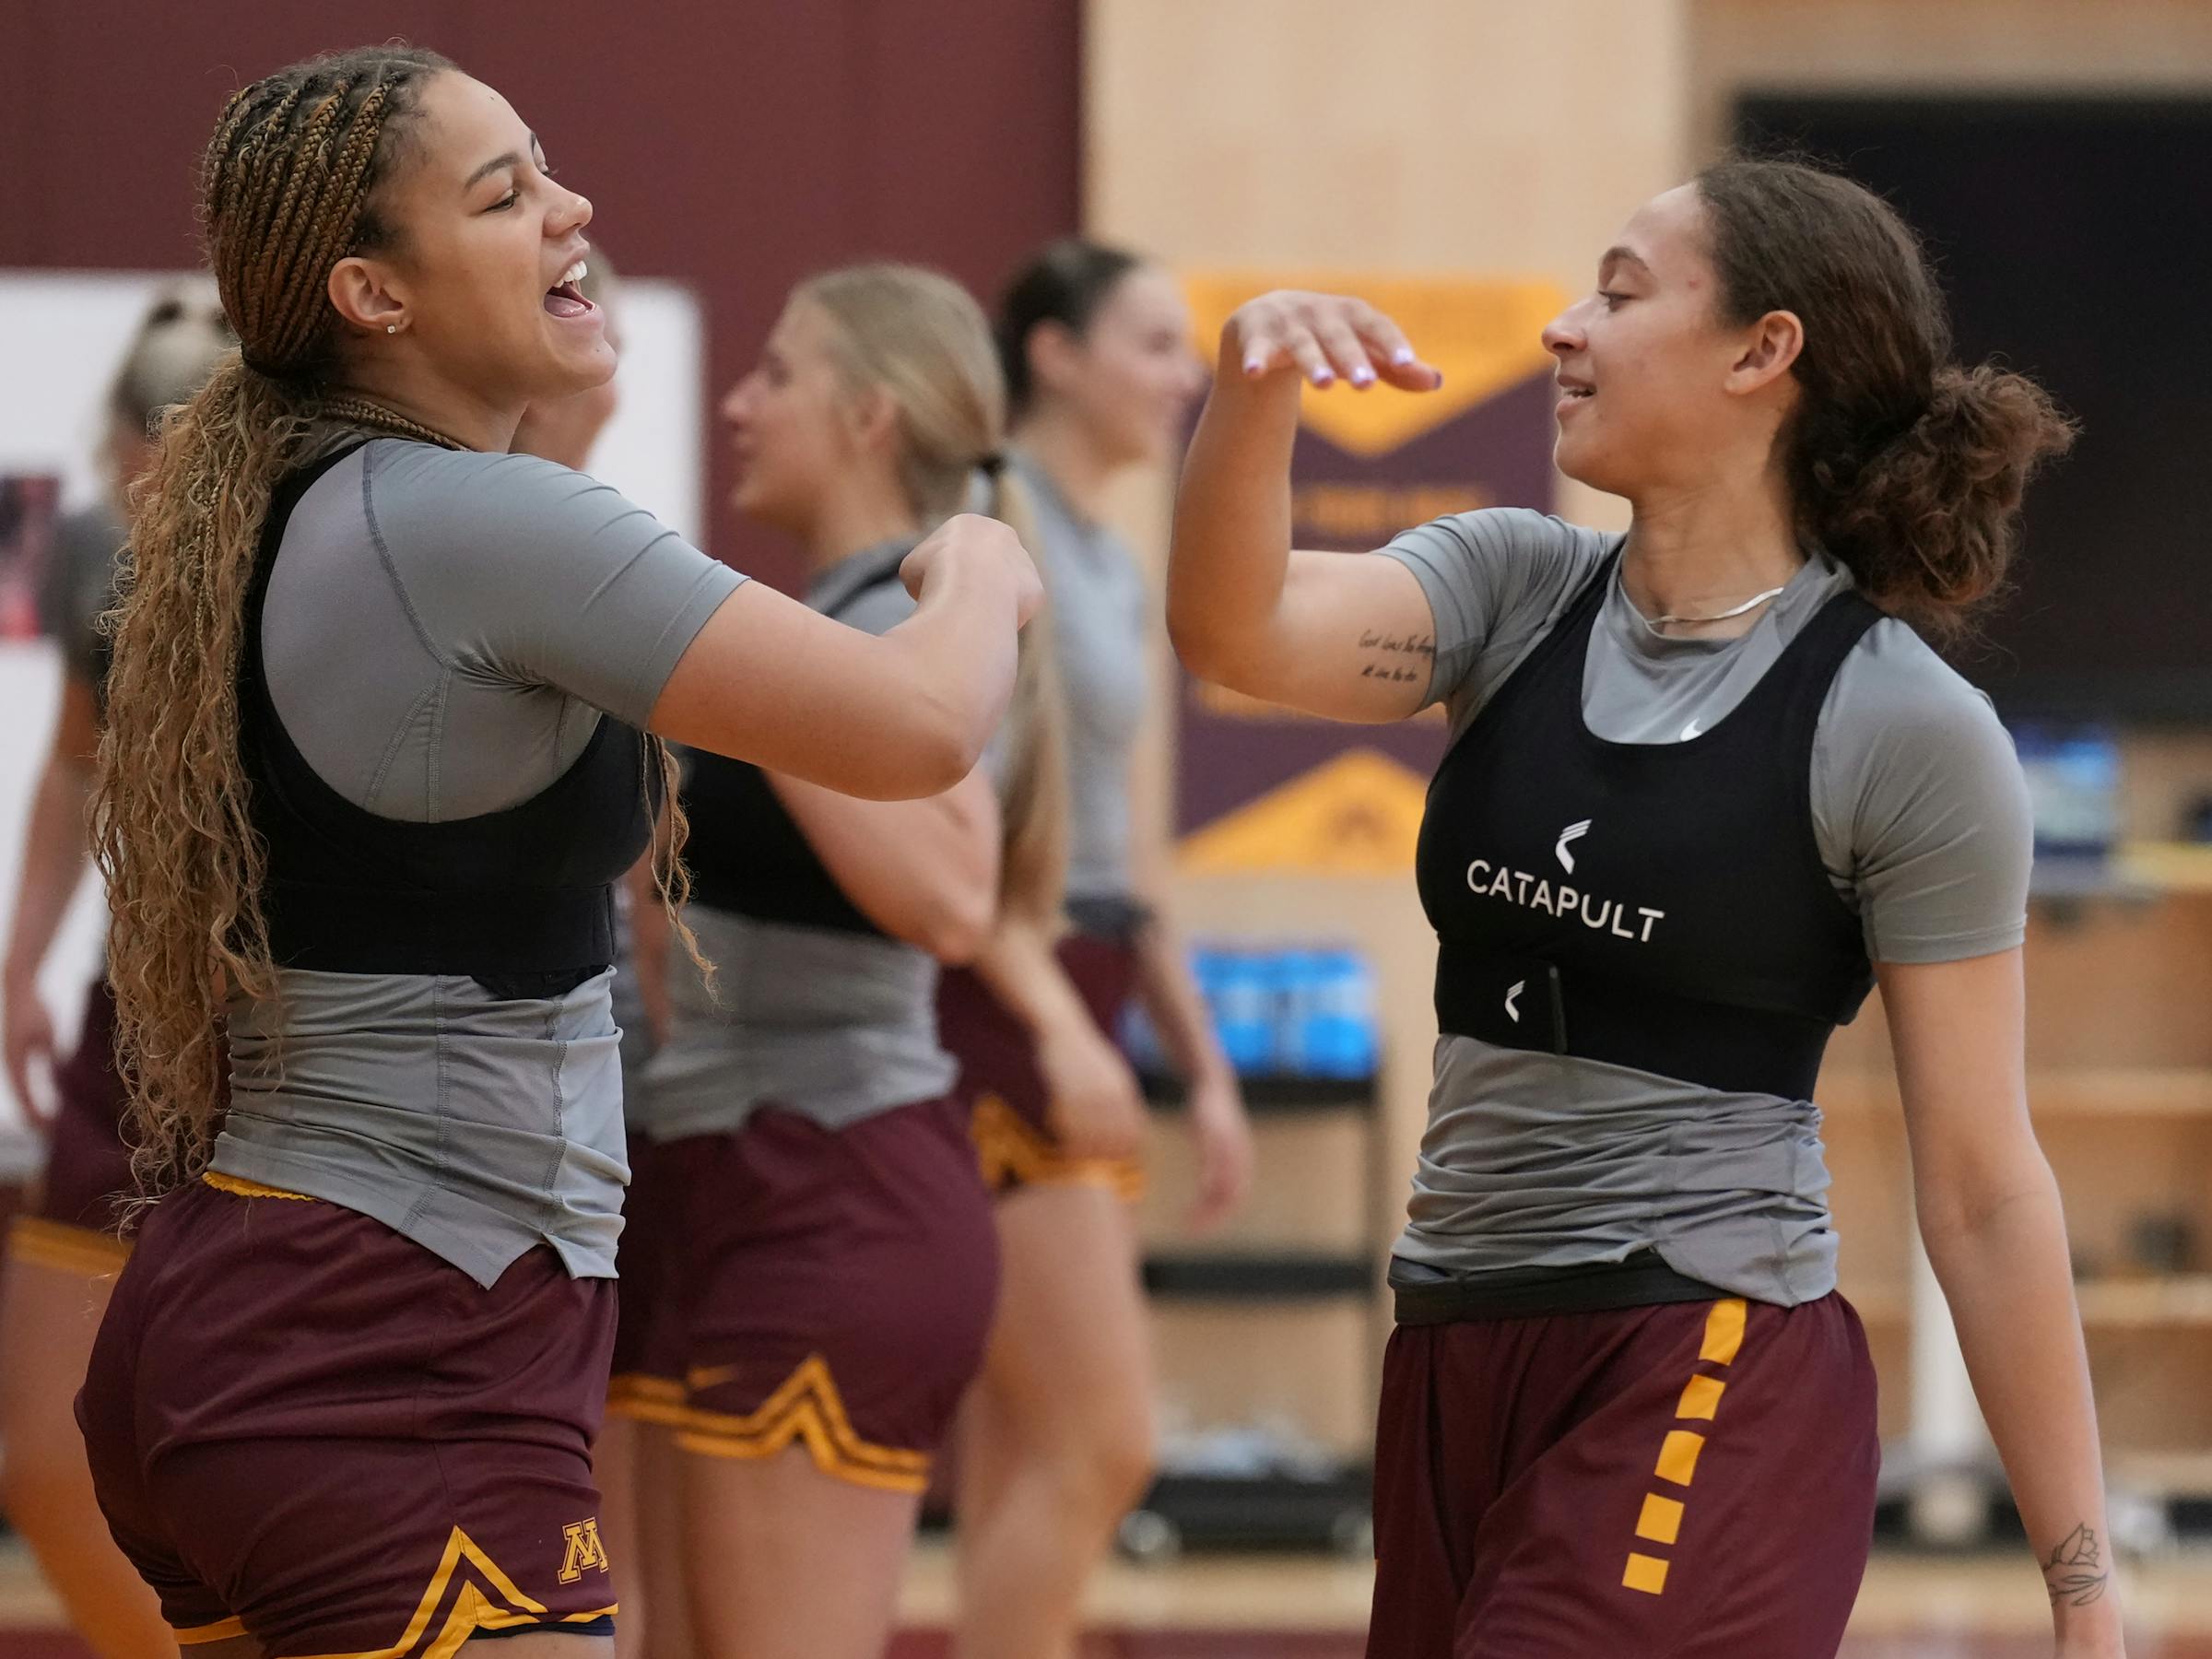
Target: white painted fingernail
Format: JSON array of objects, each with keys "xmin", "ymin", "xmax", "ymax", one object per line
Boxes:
[
  {"xmin": 1350, "ymin": 365, "xmax": 1376, "ymax": 387},
  {"xmin": 1243, "ymin": 355, "xmax": 1266, "ymax": 376},
  {"xmin": 1311, "ymin": 367, "xmax": 1335, "ymax": 386},
  {"xmin": 1391, "ymin": 347, "xmax": 1416, "ymax": 366}
]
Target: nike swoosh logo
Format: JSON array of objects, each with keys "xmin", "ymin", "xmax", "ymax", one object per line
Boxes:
[
  {"xmin": 1680, "ymin": 718, "xmax": 1706, "ymax": 741},
  {"xmin": 1504, "ymin": 980, "xmax": 1525, "ymax": 1023}
]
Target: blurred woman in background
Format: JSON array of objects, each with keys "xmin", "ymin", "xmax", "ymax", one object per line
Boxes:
[
  {"xmin": 630, "ymin": 263, "xmax": 1058, "ymax": 1659},
  {"xmin": 0, "ymin": 280, "xmax": 231, "ymax": 1659},
  {"xmin": 505, "ymin": 254, "xmax": 694, "ymax": 1659},
  {"xmin": 942, "ymin": 238, "xmax": 1253, "ymax": 1659}
]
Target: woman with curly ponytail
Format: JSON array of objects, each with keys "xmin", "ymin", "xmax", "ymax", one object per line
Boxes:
[
  {"xmin": 78, "ymin": 45, "xmax": 1038, "ymax": 1659},
  {"xmin": 1167, "ymin": 159, "xmax": 2113, "ymax": 1659}
]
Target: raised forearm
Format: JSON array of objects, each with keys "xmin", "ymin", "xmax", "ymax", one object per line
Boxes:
[{"xmin": 1166, "ymin": 363, "xmax": 1302, "ymax": 684}]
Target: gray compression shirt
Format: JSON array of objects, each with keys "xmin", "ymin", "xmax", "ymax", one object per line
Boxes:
[
  {"xmin": 1377, "ymin": 508, "xmax": 2032, "ymax": 1303},
  {"xmin": 212, "ymin": 439, "xmax": 746, "ymax": 1286},
  {"xmin": 1011, "ymin": 451, "xmax": 1150, "ymax": 906},
  {"xmin": 39, "ymin": 503, "xmax": 125, "ymax": 688},
  {"xmin": 637, "ymin": 539, "xmax": 957, "ymax": 1140}
]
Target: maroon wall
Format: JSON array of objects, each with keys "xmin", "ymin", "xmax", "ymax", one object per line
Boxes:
[{"xmin": 0, "ymin": 0, "xmax": 1082, "ymax": 588}]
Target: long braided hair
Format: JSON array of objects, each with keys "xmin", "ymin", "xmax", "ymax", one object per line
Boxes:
[{"xmin": 95, "ymin": 46, "xmax": 694, "ymax": 1194}]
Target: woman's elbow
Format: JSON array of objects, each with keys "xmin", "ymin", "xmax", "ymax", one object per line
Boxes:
[
  {"xmin": 841, "ymin": 723, "xmax": 973, "ymax": 802},
  {"xmin": 1167, "ymin": 605, "xmax": 1238, "ymax": 686},
  {"xmin": 912, "ymin": 887, "xmax": 994, "ymax": 965},
  {"xmin": 909, "ymin": 724, "xmax": 982, "ymax": 800}
]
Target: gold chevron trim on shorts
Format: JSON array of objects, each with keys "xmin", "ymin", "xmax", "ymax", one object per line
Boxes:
[
  {"xmin": 201, "ymin": 1171, "xmax": 314, "ymax": 1201},
  {"xmin": 7, "ymin": 1215, "xmax": 130, "ymax": 1276},
  {"xmin": 288, "ymin": 1524, "xmax": 612, "ymax": 1659},
  {"xmin": 969, "ymin": 1093, "xmax": 1145, "ymax": 1204},
  {"xmin": 606, "ymin": 1371, "xmax": 688, "ymax": 1427},
  {"xmin": 677, "ymin": 1352, "xmax": 930, "ymax": 1494}
]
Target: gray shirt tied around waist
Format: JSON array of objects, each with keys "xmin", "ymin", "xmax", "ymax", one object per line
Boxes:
[
  {"xmin": 637, "ymin": 540, "xmax": 957, "ymax": 1141},
  {"xmin": 213, "ymin": 440, "xmax": 746, "ymax": 1287},
  {"xmin": 1010, "ymin": 451, "xmax": 1150, "ymax": 905},
  {"xmin": 1378, "ymin": 508, "xmax": 2032, "ymax": 1305}
]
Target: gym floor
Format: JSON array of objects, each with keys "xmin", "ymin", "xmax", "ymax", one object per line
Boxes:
[{"xmin": 0, "ymin": 1541, "xmax": 2206, "ymax": 1656}]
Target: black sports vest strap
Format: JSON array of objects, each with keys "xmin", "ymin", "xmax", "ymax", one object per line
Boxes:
[
  {"xmin": 679, "ymin": 564, "xmax": 908, "ymax": 936},
  {"xmin": 1432, "ymin": 955, "xmax": 1841, "ymax": 1100},
  {"xmin": 240, "ymin": 441, "xmax": 653, "ymax": 979}
]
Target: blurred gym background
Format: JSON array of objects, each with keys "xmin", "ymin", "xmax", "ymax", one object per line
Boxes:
[{"xmin": 6, "ymin": 3, "xmax": 2212, "ymax": 1653}]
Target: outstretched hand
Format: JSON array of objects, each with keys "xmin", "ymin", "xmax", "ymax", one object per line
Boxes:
[{"xmin": 1220, "ymin": 290, "xmax": 1444, "ymax": 394}]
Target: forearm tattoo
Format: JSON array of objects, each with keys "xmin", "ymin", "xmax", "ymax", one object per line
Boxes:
[
  {"xmin": 2042, "ymin": 1523, "xmax": 2110, "ymax": 1606},
  {"xmin": 1357, "ymin": 628, "xmax": 1436, "ymax": 687}
]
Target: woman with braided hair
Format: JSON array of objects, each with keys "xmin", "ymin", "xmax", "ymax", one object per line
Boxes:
[{"xmin": 75, "ymin": 45, "xmax": 1039, "ymax": 1659}]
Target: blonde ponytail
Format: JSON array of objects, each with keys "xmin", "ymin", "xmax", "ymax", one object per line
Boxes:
[{"xmin": 800, "ymin": 265, "xmax": 1073, "ymax": 927}]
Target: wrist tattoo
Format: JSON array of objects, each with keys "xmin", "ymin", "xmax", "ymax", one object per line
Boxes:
[
  {"xmin": 2042, "ymin": 1523, "xmax": 2110, "ymax": 1607},
  {"xmin": 1356, "ymin": 628, "xmax": 1436, "ymax": 687}
]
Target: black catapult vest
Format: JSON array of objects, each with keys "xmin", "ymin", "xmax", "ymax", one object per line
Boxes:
[
  {"xmin": 238, "ymin": 441, "xmax": 655, "ymax": 991},
  {"xmin": 678, "ymin": 552, "xmax": 905, "ymax": 937},
  {"xmin": 1413, "ymin": 554, "xmax": 1880, "ymax": 1104}
]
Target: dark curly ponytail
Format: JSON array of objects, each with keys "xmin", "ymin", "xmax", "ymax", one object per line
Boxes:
[{"xmin": 1696, "ymin": 157, "xmax": 2077, "ymax": 641}]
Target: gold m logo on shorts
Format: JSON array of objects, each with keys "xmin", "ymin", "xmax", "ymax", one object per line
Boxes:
[{"xmin": 559, "ymin": 1518, "xmax": 610, "ymax": 1584}]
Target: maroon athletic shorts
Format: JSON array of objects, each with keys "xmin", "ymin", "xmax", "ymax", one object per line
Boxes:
[
  {"xmin": 1368, "ymin": 1292, "xmax": 1879, "ymax": 1659},
  {"xmin": 667, "ymin": 1097, "xmax": 997, "ymax": 1493},
  {"xmin": 938, "ymin": 933, "xmax": 1143, "ymax": 1202},
  {"xmin": 76, "ymin": 1175, "xmax": 620, "ymax": 1656},
  {"xmin": 9, "ymin": 979, "xmax": 136, "ymax": 1277},
  {"xmin": 605, "ymin": 1134, "xmax": 687, "ymax": 1428}
]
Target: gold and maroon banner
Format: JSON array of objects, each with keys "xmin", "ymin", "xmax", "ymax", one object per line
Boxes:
[{"xmin": 1175, "ymin": 273, "xmax": 1566, "ymax": 875}]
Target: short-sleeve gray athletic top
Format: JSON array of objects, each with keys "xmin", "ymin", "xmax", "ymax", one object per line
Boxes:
[
  {"xmin": 636, "ymin": 539, "xmax": 957, "ymax": 1140},
  {"xmin": 1377, "ymin": 508, "xmax": 2032, "ymax": 1303},
  {"xmin": 210, "ymin": 439, "xmax": 746, "ymax": 1287},
  {"xmin": 1011, "ymin": 451, "xmax": 1151, "ymax": 906},
  {"xmin": 39, "ymin": 503, "xmax": 125, "ymax": 688}
]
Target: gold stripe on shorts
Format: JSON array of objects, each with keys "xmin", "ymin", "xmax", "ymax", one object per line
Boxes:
[
  {"xmin": 174, "ymin": 1615, "xmax": 248, "ymax": 1645},
  {"xmin": 1620, "ymin": 1298, "xmax": 1750, "ymax": 1598},
  {"xmin": 7, "ymin": 1215, "xmax": 131, "ymax": 1277},
  {"xmin": 969, "ymin": 1093, "xmax": 1145, "ymax": 1203},
  {"xmin": 677, "ymin": 1352, "xmax": 931, "ymax": 1494},
  {"xmin": 201, "ymin": 1171, "xmax": 314, "ymax": 1201},
  {"xmin": 606, "ymin": 1373, "xmax": 688, "ymax": 1428},
  {"xmin": 295, "ymin": 1524, "xmax": 613, "ymax": 1659}
]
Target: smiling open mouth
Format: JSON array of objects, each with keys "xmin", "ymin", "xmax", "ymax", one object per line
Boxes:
[{"xmin": 545, "ymin": 259, "xmax": 592, "ymax": 318}]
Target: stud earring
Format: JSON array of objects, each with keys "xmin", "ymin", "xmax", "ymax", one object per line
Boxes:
[{"xmin": 386, "ymin": 323, "xmax": 399, "ymax": 335}]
